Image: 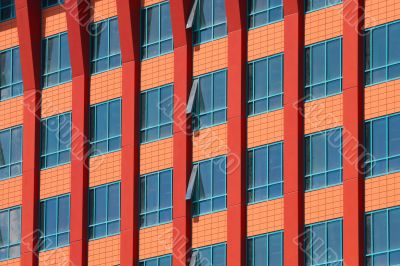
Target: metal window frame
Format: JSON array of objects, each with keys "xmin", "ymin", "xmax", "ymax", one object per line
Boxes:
[
  {"xmin": 42, "ymin": 0, "xmax": 64, "ymax": 9},
  {"xmin": 139, "ymin": 254, "xmax": 172, "ymax": 266},
  {"xmin": 0, "ymin": 206, "xmax": 21, "ymax": 262},
  {"xmin": 248, "ymin": 0, "xmax": 284, "ymax": 30},
  {"xmin": 0, "ymin": 125, "xmax": 22, "ymax": 180},
  {"xmin": 192, "ymin": 242, "xmax": 227, "ymax": 265},
  {"xmin": 0, "ymin": 46, "xmax": 23, "ymax": 101},
  {"xmin": 305, "ymin": 0, "xmax": 343, "ymax": 13},
  {"xmin": 0, "ymin": 0, "xmax": 16, "ymax": 22},
  {"xmin": 247, "ymin": 230, "xmax": 284, "ymax": 266}
]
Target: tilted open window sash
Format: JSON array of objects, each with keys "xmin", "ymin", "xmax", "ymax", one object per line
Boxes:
[
  {"xmin": 186, "ymin": 164, "xmax": 199, "ymax": 200},
  {"xmin": 186, "ymin": 0, "xmax": 199, "ymax": 29},
  {"xmin": 189, "ymin": 250, "xmax": 199, "ymax": 266},
  {"xmin": 186, "ymin": 78, "xmax": 199, "ymax": 114}
]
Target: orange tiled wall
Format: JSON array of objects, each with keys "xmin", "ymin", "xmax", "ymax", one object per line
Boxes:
[
  {"xmin": 140, "ymin": 53, "xmax": 174, "ymax": 91},
  {"xmin": 89, "ymin": 151, "xmax": 121, "ymax": 187},
  {"xmin": 42, "ymin": 5, "xmax": 67, "ymax": 37},
  {"xmin": 40, "ymin": 164, "xmax": 71, "ymax": 199},
  {"xmin": 139, "ymin": 223, "xmax": 173, "ymax": 260},
  {"xmin": 142, "ymin": 0, "xmax": 165, "ymax": 7},
  {"xmin": 365, "ymin": 0, "xmax": 400, "ymax": 28},
  {"xmin": 305, "ymin": 4, "xmax": 343, "ymax": 45},
  {"xmin": 88, "ymin": 235, "xmax": 120, "ymax": 266},
  {"xmin": 193, "ymin": 124, "xmax": 227, "ymax": 162},
  {"xmin": 305, "ymin": 185, "xmax": 343, "ymax": 225},
  {"xmin": 247, "ymin": 109, "xmax": 283, "ymax": 149},
  {"xmin": 140, "ymin": 138, "xmax": 173, "ymax": 175},
  {"xmin": 247, "ymin": 198, "xmax": 283, "ymax": 237},
  {"xmin": 0, "ymin": 20, "xmax": 18, "ymax": 50},
  {"xmin": 365, "ymin": 80, "xmax": 400, "ymax": 120},
  {"xmin": 304, "ymin": 94, "xmax": 343, "ymax": 135},
  {"xmin": 93, "ymin": 0, "xmax": 118, "ymax": 22},
  {"xmin": 0, "ymin": 258, "xmax": 20, "ymax": 266},
  {"xmin": 90, "ymin": 68, "xmax": 122, "ymax": 105},
  {"xmin": 41, "ymin": 83, "xmax": 73, "ymax": 118},
  {"xmin": 0, "ymin": 177, "xmax": 22, "ymax": 210},
  {"xmin": 0, "ymin": 97, "xmax": 23, "ymax": 130},
  {"xmin": 38, "ymin": 246, "xmax": 70, "ymax": 265},
  {"xmin": 193, "ymin": 38, "xmax": 228, "ymax": 76},
  {"xmin": 365, "ymin": 172, "xmax": 400, "ymax": 212},
  {"xmin": 192, "ymin": 211, "xmax": 227, "ymax": 248},
  {"xmin": 247, "ymin": 22, "xmax": 284, "ymax": 62}
]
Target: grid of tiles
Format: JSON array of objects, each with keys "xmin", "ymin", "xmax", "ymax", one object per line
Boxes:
[
  {"xmin": 90, "ymin": 68, "xmax": 122, "ymax": 105},
  {"xmin": 140, "ymin": 53, "xmax": 174, "ymax": 91},
  {"xmin": 40, "ymin": 164, "xmax": 71, "ymax": 199},
  {"xmin": 0, "ymin": 20, "xmax": 18, "ymax": 50},
  {"xmin": 192, "ymin": 211, "xmax": 227, "ymax": 248},
  {"xmin": 365, "ymin": 80, "xmax": 400, "ymax": 120},
  {"xmin": 192, "ymin": 124, "xmax": 228, "ymax": 162},
  {"xmin": 41, "ymin": 83, "xmax": 73, "ymax": 118},
  {"xmin": 0, "ymin": 97, "xmax": 23, "ymax": 130},
  {"xmin": 87, "ymin": 235, "xmax": 120, "ymax": 266},
  {"xmin": 89, "ymin": 151, "xmax": 122, "ymax": 187},
  {"xmin": 139, "ymin": 223, "xmax": 173, "ymax": 260},
  {"xmin": 247, "ymin": 198, "xmax": 283, "ymax": 237},
  {"xmin": 140, "ymin": 138, "xmax": 173, "ymax": 175},
  {"xmin": 247, "ymin": 109, "xmax": 284, "ymax": 148},
  {"xmin": 193, "ymin": 38, "xmax": 228, "ymax": 76},
  {"xmin": 42, "ymin": 5, "xmax": 67, "ymax": 37}
]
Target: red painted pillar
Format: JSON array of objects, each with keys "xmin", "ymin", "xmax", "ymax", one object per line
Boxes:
[
  {"xmin": 116, "ymin": 0, "xmax": 141, "ymax": 265},
  {"xmin": 15, "ymin": 1, "xmax": 42, "ymax": 265},
  {"xmin": 64, "ymin": 0, "xmax": 91, "ymax": 265},
  {"xmin": 283, "ymin": 1, "xmax": 305, "ymax": 265},
  {"xmin": 225, "ymin": 0, "xmax": 247, "ymax": 265},
  {"xmin": 170, "ymin": 1, "xmax": 193, "ymax": 265},
  {"xmin": 343, "ymin": 0, "xmax": 365, "ymax": 265}
]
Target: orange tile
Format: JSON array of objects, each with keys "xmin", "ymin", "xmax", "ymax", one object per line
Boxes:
[
  {"xmin": 247, "ymin": 198, "xmax": 283, "ymax": 237},
  {"xmin": 142, "ymin": 0, "xmax": 166, "ymax": 7},
  {"xmin": 0, "ymin": 96, "xmax": 23, "ymax": 130},
  {"xmin": 38, "ymin": 246, "xmax": 70, "ymax": 265},
  {"xmin": 0, "ymin": 19, "xmax": 18, "ymax": 50},
  {"xmin": 365, "ymin": 0, "xmax": 400, "ymax": 28},
  {"xmin": 0, "ymin": 176, "xmax": 22, "ymax": 210},
  {"xmin": 192, "ymin": 211, "xmax": 227, "ymax": 248},
  {"xmin": 365, "ymin": 172, "xmax": 400, "ymax": 212},
  {"xmin": 248, "ymin": 22, "xmax": 284, "ymax": 61},
  {"xmin": 0, "ymin": 258, "xmax": 20, "ymax": 266},
  {"xmin": 88, "ymin": 235, "xmax": 120, "ymax": 266},
  {"xmin": 365, "ymin": 80, "xmax": 400, "ymax": 120},
  {"xmin": 193, "ymin": 124, "xmax": 227, "ymax": 162},
  {"xmin": 140, "ymin": 53, "xmax": 174, "ymax": 91},
  {"xmin": 139, "ymin": 223, "xmax": 173, "ymax": 260},
  {"xmin": 89, "ymin": 151, "xmax": 121, "ymax": 187},
  {"xmin": 42, "ymin": 5, "xmax": 67, "ymax": 37},
  {"xmin": 40, "ymin": 164, "xmax": 71, "ymax": 199},
  {"xmin": 193, "ymin": 38, "xmax": 228, "ymax": 76},
  {"xmin": 247, "ymin": 109, "xmax": 284, "ymax": 148},
  {"xmin": 93, "ymin": 0, "xmax": 118, "ymax": 22},
  {"xmin": 140, "ymin": 138, "xmax": 173, "ymax": 175},
  {"xmin": 90, "ymin": 68, "xmax": 122, "ymax": 105},
  {"xmin": 41, "ymin": 82, "xmax": 73, "ymax": 118}
]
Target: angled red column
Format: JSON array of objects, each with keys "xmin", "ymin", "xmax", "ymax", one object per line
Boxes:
[
  {"xmin": 116, "ymin": 0, "xmax": 141, "ymax": 265},
  {"xmin": 225, "ymin": 0, "xmax": 247, "ymax": 265},
  {"xmin": 64, "ymin": 0, "xmax": 91, "ymax": 265},
  {"xmin": 170, "ymin": 1, "xmax": 193, "ymax": 265},
  {"xmin": 342, "ymin": 0, "xmax": 365, "ymax": 265},
  {"xmin": 283, "ymin": 1, "xmax": 305, "ymax": 265},
  {"xmin": 15, "ymin": 1, "xmax": 42, "ymax": 265}
]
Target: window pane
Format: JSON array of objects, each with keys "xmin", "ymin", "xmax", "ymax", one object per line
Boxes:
[
  {"xmin": 389, "ymin": 208, "xmax": 400, "ymax": 250},
  {"xmin": 9, "ymin": 208, "xmax": 20, "ymax": 245},
  {"xmin": 372, "ymin": 27, "xmax": 387, "ymax": 68},
  {"xmin": 326, "ymin": 39, "xmax": 341, "ymax": 80},
  {"xmin": 268, "ymin": 143, "xmax": 282, "ymax": 184},
  {"xmin": 213, "ymin": 157, "xmax": 226, "ymax": 196},
  {"xmin": 254, "ymin": 148, "xmax": 267, "ymax": 187},
  {"xmin": 159, "ymin": 170, "xmax": 172, "ymax": 209},
  {"xmin": 0, "ymin": 211, "xmax": 9, "ymax": 246},
  {"xmin": 199, "ymin": 75, "xmax": 212, "ymax": 113},
  {"xmin": 0, "ymin": 50, "xmax": 11, "ymax": 86},
  {"xmin": 254, "ymin": 60, "xmax": 268, "ymax": 99},
  {"xmin": 311, "ymin": 133, "xmax": 326, "ymax": 174},
  {"xmin": 160, "ymin": 4, "xmax": 172, "ymax": 39},
  {"xmin": 109, "ymin": 18, "xmax": 120, "ymax": 55},
  {"xmin": 0, "ymin": 130, "xmax": 10, "ymax": 166},
  {"xmin": 95, "ymin": 103, "xmax": 108, "ymax": 141},
  {"xmin": 254, "ymin": 236, "xmax": 267, "ymax": 265},
  {"xmin": 108, "ymin": 100, "xmax": 121, "ymax": 138},
  {"xmin": 389, "ymin": 115, "xmax": 400, "ymax": 157},
  {"xmin": 269, "ymin": 233, "xmax": 282, "ymax": 266},
  {"xmin": 95, "ymin": 186, "xmax": 107, "ymax": 223},
  {"xmin": 199, "ymin": 0, "xmax": 212, "ymax": 28},
  {"xmin": 327, "ymin": 129, "xmax": 341, "ymax": 170},
  {"xmin": 311, "ymin": 43, "xmax": 326, "ymax": 84},
  {"xmin": 213, "ymin": 71, "xmax": 226, "ymax": 110},
  {"xmin": 146, "ymin": 174, "xmax": 158, "ymax": 212},
  {"xmin": 107, "ymin": 184, "xmax": 120, "ymax": 220},
  {"xmin": 198, "ymin": 161, "xmax": 212, "ymax": 199},
  {"xmin": 213, "ymin": 0, "xmax": 226, "ymax": 25},
  {"xmin": 372, "ymin": 119, "xmax": 387, "ymax": 159},
  {"xmin": 212, "ymin": 244, "xmax": 226, "ymax": 266},
  {"xmin": 147, "ymin": 6, "xmax": 160, "ymax": 44},
  {"xmin": 373, "ymin": 212, "xmax": 388, "ymax": 252},
  {"xmin": 45, "ymin": 36, "xmax": 60, "ymax": 73},
  {"xmin": 58, "ymin": 196, "xmax": 70, "ymax": 233},
  {"xmin": 269, "ymin": 55, "xmax": 282, "ymax": 96},
  {"xmin": 327, "ymin": 221, "xmax": 342, "ymax": 262},
  {"xmin": 388, "ymin": 22, "xmax": 400, "ymax": 64},
  {"xmin": 45, "ymin": 199, "xmax": 57, "ymax": 235}
]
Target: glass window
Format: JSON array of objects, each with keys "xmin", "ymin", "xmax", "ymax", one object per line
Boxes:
[
  {"xmin": 248, "ymin": 0, "xmax": 283, "ymax": 29},
  {"xmin": 366, "ymin": 206, "xmax": 400, "ymax": 265},
  {"xmin": 90, "ymin": 98, "xmax": 121, "ymax": 156},
  {"xmin": 140, "ymin": 169, "xmax": 172, "ymax": 228},
  {"xmin": 42, "ymin": 32, "xmax": 72, "ymax": 88},
  {"xmin": 39, "ymin": 195, "xmax": 70, "ymax": 251},
  {"xmin": 0, "ymin": 125, "xmax": 22, "ymax": 180},
  {"xmin": 365, "ymin": 113, "xmax": 400, "ymax": 178},
  {"xmin": 42, "ymin": 0, "xmax": 64, "ymax": 8},
  {"xmin": 248, "ymin": 142, "xmax": 283, "ymax": 204},
  {"xmin": 365, "ymin": 20, "xmax": 400, "ymax": 86},
  {"xmin": 305, "ymin": 37, "xmax": 342, "ymax": 101},
  {"xmin": 90, "ymin": 17, "xmax": 121, "ymax": 74},
  {"xmin": 141, "ymin": 1, "xmax": 173, "ymax": 60},
  {"xmin": 194, "ymin": 243, "xmax": 226, "ymax": 266},
  {"xmin": 40, "ymin": 112, "xmax": 71, "ymax": 169},
  {"xmin": 248, "ymin": 54, "xmax": 283, "ymax": 116},
  {"xmin": 88, "ymin": 182, "xmax": 120, "ymax": 240},
  {"xmin": 0, "ymin": 206, "xmax": 20, "ymax": 262},
  {"xmin": 0, "ymin": 47, "xmax": 23, "ymax": 101},
  {"xmin": 140, "ymin": 85, "xmax": 173, "ymax": 143},
  {"xmin": 247, "ymin": 231, "xmax": 283, "ymax": 266},
  {"xmin": 0, "ymin": 0, "xmax": 15, "ymax": 22},
  {"xmin": 305, "ymin": 0, "xmax": 342, "ymax": 13},
  {"xmin": 304, "ymin": 219, "xmax": 343, "ymax": 266},
  {"xmin": 193, "ymin": 70, "xmax": 227, "ymax": 131},
  {"xmin": 193, "ymin": 0, "xmax": 227, "ymax": 45},
  {"xmin": 139, "ymin": 254, "xmax": 172, "ymax": 266},
  {"xmin": 305, "ymin": 128, "xmax": 342, "ymax": 191},
  {"xmin": 192, "ymin": 156, "xmax": 226, "ymax": 217}
]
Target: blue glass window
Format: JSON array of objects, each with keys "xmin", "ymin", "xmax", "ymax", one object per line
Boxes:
[
  {"xmin": 140, "ymin": 169, "xmax": 172, "ymax": 228},
  {"xmin": 0, "ymin": 126, "xmax": 22, "ymax": 180},
  {"xmin": 88, "ymin": 182, "xmax": 120, "ymax": 240},
  {"xmin": 42, "ymin": 0, "xmax": 64, "ymax": 8},
  {"xmin": 90, "ymin": 98, "xmax": 121, "ymax": 156},
  {"xmin": 141, "ymin": 1, "xmax": 173, "ymax": 60},
  {"xmin": 248, "ymin": 54, "xmax": 283, "ymax": 116},
  {"xmin": 365, "ymin": 113, "xmax": 400, "ymax": 178},
  {"xmin": 305, "ymin": 128, "xmax": 342, "ymax": 191},
  {"xmin": 305, "ymin": 0, "xmax": 342, "ymax": 13},
  {"xmin": 0, "ymin": 0, "xmax": 15, "ymax": 22},
  {"xmin": 40, "ymin": 112, "xmax": 71, "ymax": 169},
  {"xmin": 304, "ymin": 219, "xmax": 343, "ymax": 266},
  {"xmin": 193, "ymin": 70, "xmax": 227, "ymax": 131},
  {"xmin": 193, "ymin": 0, "xmax": 227, "ymax": 45},
  {"xmin": 0, "ymin": 46, "xmax": 23, "ymax": 101},
  {"xmin": 366, "ymin": 206, "xmax": 400, "ymax": 265},
  {"xmin": 248, "ymin": 142, "xmax": 283, "ymax": 204},
  {"xmin": 90, "ymin": 17, "xmax": 121, "ymax": 74},
  {"xmin": 39, "ymin": 195, "xmax": 70, "ymax": 251},
  {"xmin": 139, "ymin": 255, "xmax": 172, "ymax": 266},
  {"xmin": 305, "ymin": 37, "xmax": 342, "ymax": 101},
  {"xmin": 247, "ymin": 231, "xmax": 283, "ymax": 266},
  {"xmin": 194, "ymin": 243, "xmax": 226, "ymax": 266},
  {"xmin": 365, "ymin": 20, "xmax": 400, "ymax": 86},
  {"xmin": 192, "ymin": 156, "xmax": 226, "ymax": 217},
  {"xmin": 248, "ymin": 0, "xmax": 283, "ymax": 29},
  {"xmin": 0, "ymin": 206, "xmax": 20, "ymax": 261},
  {"xmin": 140, "ymin": 85, "xmax": 173, "ymax": 143}
]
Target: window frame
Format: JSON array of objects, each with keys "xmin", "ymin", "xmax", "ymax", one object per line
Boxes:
[
  {"xmin": 305, "ymin": 0, "xmax": 342, "ymax": 13},
  {"xmin": 0, "ymin": 206, "xmax": 21, "ymax": 262},
  {"xmin": 0, "ymin": 46, "xmax": 23, "ymax": 101},
  {"xmin": 139, "ymin": 254, "xmax": 172, "ymax": 266},
  {"xmin": 0, "ymin": 125, "xmax": 22, "ymax": 181},
  {"xmin": 193, "ymin": 243, "xmax": 227, "ymax": 266},
  {"xmin": 248, "ymin": 0, "xmax": 283, "ymax": 30},
  {"xmin": 0, "ymin": 0, "xmax": 16, "ymax": 22},
  {"xmin": 42, "ymin": 0, "xmax": 64, "ymax": 8},
  {"xmin": 247, "ymin": 230, "xmax": 284, "ymax": 266}
]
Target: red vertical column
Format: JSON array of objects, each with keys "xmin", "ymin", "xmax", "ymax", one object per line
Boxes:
[
  {"xmin": 65, "ymin": 0, "xmax": 91, "ymax": 265},
  {"xmin": 283, "ymin": 1, "xmax": 305, "ymax": 266},
  {"xmin": 170, "ymin": 1, "xmax": 193, "ymax": 265},
  {"xmin": 15, "ymin": 1, "xmax": 42, "ymax": 265},
  {"xmin": 116, "ymin": 0, "xmax": 141, "ymax": 265},
  {"xmin": 226, "ymin": 0, "xmax": 247, "ymax": 265},
  {"xmin": 343, "ymin": 0, "xmax": 365, "ymax": 265}
]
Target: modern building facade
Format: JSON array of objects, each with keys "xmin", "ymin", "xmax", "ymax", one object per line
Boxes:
[{"xmin": 0, "ymin": 0, "xmax": 399, "ymax": 265}]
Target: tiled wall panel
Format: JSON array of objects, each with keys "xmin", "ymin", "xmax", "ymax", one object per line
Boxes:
[
  {"xmin": 139, "ymin": 223, "xmax": 173, "ymax": 260},
  {"xmin": 41, "ymin": 83, "xmax": 73, "ymax": 118},
  {"xmin": 0, "ymin": 20, "xmax": 18, "ymax": 50},
  {"xmin": 365, "ymin": 80, "xmax": 400, "ymax": 120},
  {"xmin": 88, "ymin": 235, "xmax": 120, "ymax": 266},
  {"xmin": 247, "ymin": 198, "xmax": 283, "ymax": 237},
  {"xmin": 90, "ymin": 68, "xmax": 122, "ymax": 105},
  {"xmin": 0, "ymin": 177, "xmax": 22, "ymax": 210},
  {"xmin": 0, "ymin": 97, "xmax": 23, "ymax": 130},
  {"xmin": 140, "ymin": 138, "xmax": 173, "ymax": 175},
  {"xmin": 93, "ymin": 0, "xmax": 118, "ymax": 22},
  {"xmin": 365, "ymin": 0, "xmax": 400, "ymax": 28},
  {"xmin": 40, "ymin": 164, "xmax": 71, "ymax": 199},
  {"xmin": 193, "ymin": 38, "xmax": 228, "ymax": 76},
  {"xmin": 365, "ymin": 173, "xmax": 400, "ymax": 212},
  {"xmin": 89, "ymin": 151, "xmax": 121, "ymax": 187},
  {"xmin": 247, "ymin": 110, "xmax": 284, "ymax": 148},
  {"xmin": 140, "ymin": 53, "xmax": 174, "ymax": 91},
  {"xmin": 38, "ymin": 246, "xmax": 70, "ymax": 265},
  {"xmin": 192, "ymin": 211, "xmax": 227, "ymax": 248},
  {"xmin": 248, "ymin": 22, "xmax": 284, "ymax": 61},
  {"xmin": 42, "ymin": 5, "xmax": 67, "ymax": 37},
  {"xmin": 193, "ymin": 124, "xmax": 227, "ymax": 162}
]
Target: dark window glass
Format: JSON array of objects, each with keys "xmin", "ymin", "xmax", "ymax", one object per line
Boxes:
[
  {"xmin": 42, "ymin": 0, "xmax": 64, "ymax": 8},
  {"xmin": 0, "ymin": 125, "xmax": 22, "ymax": 180},
  {"xmin": 195, "ymin": 243, "xmax": 226, "ymax": 266},
  {"xmin": 0, "ymin": 0, "xmax": 15, "ymax": 22},
  {"xmin": 248, "ymin": 0, "xmax": 283, "ymax": 29},
  {"xmin": 247, "ymin": 231, "xmax": 283, "ymax": 266},
  {"xmin": 0, "ymin": 47, "xmax": 23, "ymax": 101},
  {"xmin": 0, "ymin": 206, "xmax": 20, "ymax": 261},
  {"xmin": 140, "ymin": 255, "xmax": 172, "ymax": 266},
  {"xmin": 305, "ymin": 0, "xmax": 342, "ymax": 13}
]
